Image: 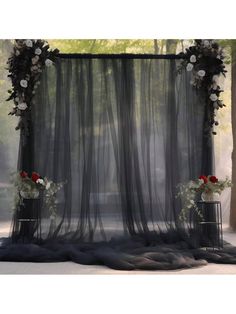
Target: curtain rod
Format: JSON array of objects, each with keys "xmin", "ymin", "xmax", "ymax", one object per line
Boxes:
[{"xmin": 57, "ymin": 53, "xmax": 184, "ymax": 59}]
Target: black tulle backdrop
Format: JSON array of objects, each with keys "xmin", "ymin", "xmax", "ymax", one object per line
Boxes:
[
  {"xmin": 2, "ymin": 54, "xmax": 236, "ymax": 271},
  {"xmin": 19, "ymin": 55, "xmax": 211, "ymax": 239}
]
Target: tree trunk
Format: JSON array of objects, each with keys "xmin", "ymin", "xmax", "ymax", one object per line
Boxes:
[
  {"xmin": 230, "ymin": 45, "xmax": 236, "ymax": 229},
  {"xmin": 165, "ymin": 40, "xmax": 178, "ymax": 54},
  {"xmin": 154, "ymin": 39, "xmax": 158, "ymax": 54}
]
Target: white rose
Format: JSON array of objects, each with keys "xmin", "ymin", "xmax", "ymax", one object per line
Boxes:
[
  {"xmin": 197, "ymin": 70, "xmax": 206, "ymax": 77},
  {"xmin": 190, "ymin": 55, "xmax": 196, "ymax": 63},
  {"xmin": 35, "ymin": 48, "xmax": 42, "ymax": 55},
  {"xmin": 203, "ymin": 40, "xmax": 210, "ymax": 47},
  {"xmin": 18, "ymin": 102, "xmax": 28, "ymax": 110},
  {"xmin": 210, "ymin": 93, "xmax": 218, "ymax": 102},
  {"xmin": 45, "ymin": 59, "xmax": 53, "ymax": 67},
  {"xmin": 20, "ymin": 79, "xmax": 28, "ymax": 88},
  {"xmin": 36, "ymin": 178, "xmax": 45, "ymax": 185},
  {"xmin": 186, "ymin": 63, "xmax": 194, "ymax": 71},
  {"xmin": 199, "ymin": 178, "xmax": 204, "ymax": 184},
  {"xmin": 46, "ymin": 182, "xmax": 51, "ymax": 190},
  {"xmin": 25, "ymin": 39, "xmax": 33, "ymax": 48}
]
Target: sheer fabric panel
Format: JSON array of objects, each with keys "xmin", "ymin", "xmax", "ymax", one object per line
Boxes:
[{"xmin": 29, "ymin": 57, "xmax": 208, "ymax": 241}]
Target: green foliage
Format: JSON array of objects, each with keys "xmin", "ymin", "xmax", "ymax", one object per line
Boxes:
[
  {"xmin": 218, "ymin": 40, "xmax": 236, "ymax": 64},
  {"xmin": 48, "ymin": 39, "xmax": 183, "ymax": 54},
  {"xmin": 0, "ymin": 40, "xmax": 19, "ymax": 181},
  {"xmin": 11, "ymin": 171, "xmax": 64, "ymax": 219},
  {"xmin": 176, "ymin": 176, "xmax": 232, "ymax": 221}
]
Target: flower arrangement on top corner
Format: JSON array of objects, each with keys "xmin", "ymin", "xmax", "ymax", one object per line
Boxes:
[
  {"xmin": 176, "ymin": 175, "xmax": 232, "ymax": 221},
  {"xmin": 13, "ymin": 171, "xmax": 64, "ymax": 221},
  {"xmin": 6, "ymin": 39, "xmax": 59, "ymax": 136},
  {"xmin": 178, "ymin": 39, "xmax": 227, "ymax": 135}
]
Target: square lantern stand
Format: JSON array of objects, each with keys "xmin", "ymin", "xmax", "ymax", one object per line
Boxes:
[
  {"xmin": 194, "ymin": 200, "xmax": 223, "ymax": 250},
  {"xmin": 14, "ymin": 197, "xmax": 42, "ymax": 243}
]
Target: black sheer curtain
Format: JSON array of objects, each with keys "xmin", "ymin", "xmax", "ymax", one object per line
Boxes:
[
  {"xmin": 16, "ymin": 55, "xmax": 211, "ymax": 241},
  {"xmin": 5, "ymin": 54, "xmax": 234, "ymax": 271}
]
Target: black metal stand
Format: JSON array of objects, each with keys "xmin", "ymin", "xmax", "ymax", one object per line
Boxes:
[
  {"xmin": 194, "ymin": 201, "xmax": 223, "ymax": 250},
  {"xmin": 12, "ymin": 196, "xmax": 42, "ymax": 243}
]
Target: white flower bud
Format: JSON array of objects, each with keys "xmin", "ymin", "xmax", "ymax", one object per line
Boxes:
[
  {"xmin": 35, "ymin": 48, "xmax": 42, "ymax": 55},
  {"xmin": 18, "ymin": 102, "xmax": 28, "ymax": 110},
  {"xmin": 197, "ymin": 70, "xmax": 206, "ymax": 77},
  {"xmin": 20, "ymin": 79, "xmax": 28, "ymax": 88},
  {"xmin": 45, "ymin": 59, "xmax": 53, "ymax": 67},
  {"xmin": 186, "ymin": 63, "xmax": 194, "ymax": 71},
  {"xmin": 190, "ymin": 55, "xmax": 196, "ymax": 63},
  {"xmin": 210, "ymin": 93, "xmax": 218, "ymax": 102},
  {"xmin": 36, "ymin": 178, "xmax": 45, "ymax": 185},
  {"xmin": 203, "ymin": 40, "xmax": 210, "ymax": 47},
  {"xmin": 25, "ymin": 39, "xmax": 33, "ymax": 48}
]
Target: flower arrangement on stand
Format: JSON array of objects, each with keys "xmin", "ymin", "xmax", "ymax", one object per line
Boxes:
[
  {"xmin": 176, "ymin": 175, "xmax": 232, "ymax": 221},
  {"xmin": 13, "ymin": 171, "xmax": 64, "ymax": 220},
  {"xmin": 178, "ymin": 40, "xmax": 227, "ymax": 135},
  {"xmin": 6, "ymin": 40, "xmax": 59, "ymax": 136}
]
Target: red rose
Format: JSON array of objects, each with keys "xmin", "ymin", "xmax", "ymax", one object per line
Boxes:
[
  {"xmin": 199, "ymin": 175, "xmax": 208, "ymax": 184},
  {"xmin": 210, "ymin": 175, "xmax": 218, "ymax": 183},
  {"xmin": 20, "ymin": 171, "xmax": 28, "ymax": 178},
  {"xmin": 31, "ymin": 172, "xmax": 40, "ymax": 182}
]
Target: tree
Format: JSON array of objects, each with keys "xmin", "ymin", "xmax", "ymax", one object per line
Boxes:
[
  {"xmin": 154, "ymin": 40, "xmax": 158, "ymax": 54},
  {"xmin": 230, "ymin": 40, "xmax": 236, "ymax": 229},
  {"xmin": 0, "ymin": 40, "xmax": 18, "ymax": 182},
  {"xmin": 165, "ymin": 39, "xmax": 178, "ymax": 54},
  {"xmin": 48, "ymin": 39, "xmax": 157, "ymax": 54}
]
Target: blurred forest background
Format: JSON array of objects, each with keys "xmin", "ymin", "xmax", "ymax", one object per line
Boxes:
[{"xmin": 0, "ymin": 39, "xmax": 233, "ymax": 231}]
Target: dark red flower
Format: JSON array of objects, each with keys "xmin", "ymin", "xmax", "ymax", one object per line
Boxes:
[
  {"xmin": 199, "ymin": 175, "xmax": 208, "ymax": 184},
  {"xmin": 31, "ymin": 172, "xmax": 40, "ymax": 182},
  {"xmin": 20, "ymin": 171, "xmax": 28, "ymax": 178},
  {"xmin": 209, "ymin": 175, "xmax": 218, "ymax": 183}
]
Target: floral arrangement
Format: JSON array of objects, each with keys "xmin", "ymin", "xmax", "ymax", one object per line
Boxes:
[
  {"xmin": 178, "ymin": 39, "xmax": 227, "ymax": 135},
  {"xmin": 6, "ymin": 39, "xmax": 59, "ymax": 136},
  {"xmin": 176, "ymin": 175, "xmax": 232, "ymax": 221},
  {"xmin": 13, "ymin": 171, "xmax": 64, "ymax": 220}
]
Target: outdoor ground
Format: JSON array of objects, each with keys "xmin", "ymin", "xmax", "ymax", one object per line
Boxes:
[{"xmin": 0, "ymin": 223, "xmax": 236, "ymax": 274}]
